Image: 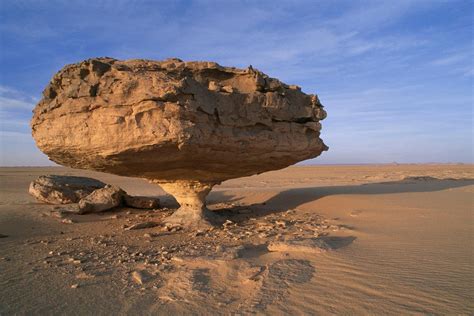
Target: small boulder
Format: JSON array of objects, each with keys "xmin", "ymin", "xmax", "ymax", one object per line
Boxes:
[
  {"xmin": 29, "ymin": 175, "xmax": 106, "ymax": 204},
  {"xmin": 131, "ymin": 270, "xmax": 152, "ymax": 285},
  {"xmin": 78, "ymin": 185, "xmax": 124, "ymax": 214},
  {"xmin": 124, "ymin": 195, "xmax": 160, "ymax": 209}
]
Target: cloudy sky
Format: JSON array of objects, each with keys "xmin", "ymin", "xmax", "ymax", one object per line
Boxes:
[{"xmin": 0, "ymin": 0, "xmax": 472, "ymax": 165}]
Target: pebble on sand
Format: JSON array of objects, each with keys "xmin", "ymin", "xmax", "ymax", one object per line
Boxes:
[
  {"xmin": 131, "ymin": 270, "xmax": 152, "ymax": 285},
  {"xmin": 125, "ymin": 222, "xmax": 158, "ymax": 230}
]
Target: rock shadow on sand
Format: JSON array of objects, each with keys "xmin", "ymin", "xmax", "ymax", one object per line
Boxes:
[{"xmin": 208, "ymin": 177, "xmax": 474, "ymax": 219}]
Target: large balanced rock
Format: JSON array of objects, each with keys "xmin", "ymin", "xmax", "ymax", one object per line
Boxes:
[
  {"xmin": 31, "ymin": 58, "xmax": 328, "ymax": 226},
  {"xmin": 29, "ymin": 175, "xmax": 106, "ymax": 204}
]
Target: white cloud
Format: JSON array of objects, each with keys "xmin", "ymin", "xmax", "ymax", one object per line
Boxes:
[
  {"xmin": 432, "ymin": 53, "xmax": 469, "ymax": 66},
  {"xmin": 462, "ymin": 67, "xmax": 474, "ymax": 77},
  {"xmin": 322, "ymin": 0, "xmax": 433, "ymax": 31},
  {"xmin": 0, "ymin": 85, "xmax": 36, "ymax": 110},
  {"xmin": 0, "ymin": 86, "xmax": 35, "ymax": 150},
  {"xmin": 0, "ymin": 96, "xmax": 34, "ymax": 110}
]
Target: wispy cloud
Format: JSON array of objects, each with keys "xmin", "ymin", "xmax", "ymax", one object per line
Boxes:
[
  {"xmin": 0, "ymin": 85, "xmax": 35, "ymax": 166},
  {"xmin": 0, "ymin": 96, "xmax": 34, "ymax": 110},
  {"xmin": 0, "ymin": 85, "xmax": 36, "ymax": 110},
  {"xmin": 0, "ymin": 85, "xmax": 48, "ymax": 165},
  {"xmin": 432, "ymin": 52, "xmax": 470, "ymax": 66}
]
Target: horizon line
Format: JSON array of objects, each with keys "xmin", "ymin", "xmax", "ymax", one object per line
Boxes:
[{"xmin": 0, "ymin": 162, "xmax": 472, "ymax": 168}]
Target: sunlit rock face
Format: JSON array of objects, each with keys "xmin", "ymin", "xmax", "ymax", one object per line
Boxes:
[{"xmin": 31, "ymin": 58, "xmax": 328, "ymax": 226}]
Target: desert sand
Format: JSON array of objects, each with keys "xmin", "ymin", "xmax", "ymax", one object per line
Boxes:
[{"xmin": 0, "ymin": 164, "xmax": 473, "ymax": 315}]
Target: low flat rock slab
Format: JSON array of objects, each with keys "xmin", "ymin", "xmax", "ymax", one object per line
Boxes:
[
  {"xmin": 124, "ymin": 195, "xmax": 160, "ymax": 209},
  {"xmin": 29, "ymin": 175, "xmax": 106, "ymax": 204}
]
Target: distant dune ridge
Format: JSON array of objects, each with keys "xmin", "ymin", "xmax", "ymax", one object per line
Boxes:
[{"xmin": 31, "ymin": 58, "xmax": 327, "ymax": 226}]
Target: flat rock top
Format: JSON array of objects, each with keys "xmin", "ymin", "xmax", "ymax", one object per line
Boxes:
[
  {"xmin": 29, "ymin": 175, "xmax": 107, "ymax": 204},
  {"xmin": 33, "ymin": 57, "xmax": 325, "ymax": 124},
  {"xmin": 33, "ymin": 175, "xmax": 106, "ymax": 189},
  {"xmin": 31, "ymin": 58, "xmax": 327, "ymax": 182}
]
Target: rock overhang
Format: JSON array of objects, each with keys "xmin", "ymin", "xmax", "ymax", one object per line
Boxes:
[{"xmin": 32, "ymin": 57, "xmax": 327, "ymax": 182}]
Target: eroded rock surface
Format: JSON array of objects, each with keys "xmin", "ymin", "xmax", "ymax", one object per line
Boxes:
[
  {"xmin": 29, "ymin": 175, "xmax": 106, "ymax": 204},
  {"xmin": 30, "ymin": 174, "xmax": 161, "ymax": 214},
  {"xmin": 78, "ymin": 185, "xmax": 124, "ymax": 214},
  {"xmin": 31, "ymin": 58, "xmax": 328, "ymax": 226},
  {"xmin": 124, "ymin": 195, "xmax": 160, "ymax": 209}
]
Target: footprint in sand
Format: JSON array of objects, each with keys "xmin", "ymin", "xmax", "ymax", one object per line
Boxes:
[
  {"xmin": 244, "ymin": 259, "xmax": 315, "ymax": 312},
  {"xmin": 191, "ymin": 268, "xmax": 211, "ymax": 293}
]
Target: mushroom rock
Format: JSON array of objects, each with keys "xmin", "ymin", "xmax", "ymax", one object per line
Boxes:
[{"xmin": 31, "ymin": 57, "xmax": 328, "ymax": 227}]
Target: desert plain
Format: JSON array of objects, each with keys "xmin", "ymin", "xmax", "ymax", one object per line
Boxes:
[{"xmin": 0, "ymin": 164, "xmax": 473, "ymax": 315}]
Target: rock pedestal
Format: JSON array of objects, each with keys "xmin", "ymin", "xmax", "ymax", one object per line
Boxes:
[{"xmin": 156, "ymin": 181, "xmax": 218, "ymax": 226}]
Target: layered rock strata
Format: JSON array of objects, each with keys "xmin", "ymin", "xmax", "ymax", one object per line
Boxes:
[
  {"xmin": 29, "ymin": 175, "xmax": 106, "ymax": 204},
  {"xmin": 29, "ymin": 175, "xmax": 160, "ymax": 212}
]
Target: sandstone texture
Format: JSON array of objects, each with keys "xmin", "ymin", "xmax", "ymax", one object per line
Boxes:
[
  {"xmin": 29, "ymin": 175, "xmax": 161, "ymax": 214},
  {"xmin": 31, "ymin": 58, "xmax": 328, "ymax": 226},
  {"xmin": 29, "ymin": 175, "xmax": 106, "ymax": 204},
  {"xmin": 78, "ymin": 185, "xmax": 124, "ymax": 214},
  {"xmin": 124, "ymin": 195, "xmax": 160, "ymax": 209}
]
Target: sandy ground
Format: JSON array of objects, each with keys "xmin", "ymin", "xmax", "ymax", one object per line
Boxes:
[{"xmin": 0, "ymin": 164, "xmax": 473, "ymax": 315}]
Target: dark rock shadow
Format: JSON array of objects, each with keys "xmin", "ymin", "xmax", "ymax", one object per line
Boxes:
[
  {"xmin": 154, "ymin": 195, "xmax": 180, "ymax": 209},
  {"xmin": 262, "ymin": 177, "xmax": 474, "ymax": 211},
  {"xmin": 207, "ymin": 178, "xmax": 474, "ymax": 220},
  {"xmin": 318, "ymin": 236, "xmax": 357, "ymax": 249},
  {"xmin": 237, "ymin": 243, "xmax": 270, "ymax": 258}
]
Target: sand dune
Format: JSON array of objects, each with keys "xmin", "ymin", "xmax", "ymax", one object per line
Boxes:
[{"xmin": 0, "ymin": 165, "xmax": 473, "ymax": 315}]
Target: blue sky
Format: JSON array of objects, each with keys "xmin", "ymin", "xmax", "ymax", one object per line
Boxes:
[{"xmin": 0, "ymin": 0, "xmax": 472, "ymax": 166}]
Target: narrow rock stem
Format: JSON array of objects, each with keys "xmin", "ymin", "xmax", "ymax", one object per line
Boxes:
[{"xmin": 156, "ymin": 180, "xmax": 220, "ymax": 227}]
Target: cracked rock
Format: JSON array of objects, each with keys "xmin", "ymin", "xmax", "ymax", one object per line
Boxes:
[
  {"xmin": 29, "ymin": 175, "xmax": 106, "ymax": 204},
  {"xmin": 78, "ymin": 185, "xmax": 124, "ymax": 214}
]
